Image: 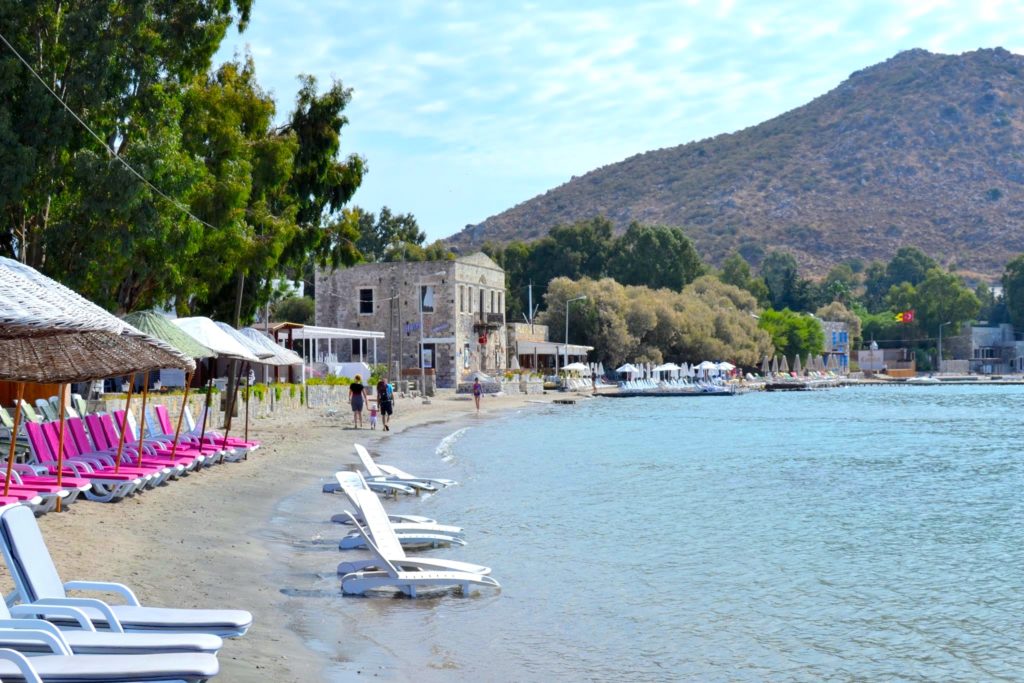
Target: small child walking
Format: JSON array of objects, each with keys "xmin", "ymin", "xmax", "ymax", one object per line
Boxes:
[{"xmin": 368, "ymin": 400, "xmax": 379, "ymax": 430}]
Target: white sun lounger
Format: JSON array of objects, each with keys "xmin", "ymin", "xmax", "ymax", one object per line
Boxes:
[
  {"xmin": 338, "ymin": 513, "xmax": 499, "ymax": 597},
  {"xmin": 0, "ymin": 644, "xmax": 219, "ymax": 682},
  {"xmin": 0, "ymin": 590, "xmax": 223, "ymax": 655},
  {"xmin": 353, "ymin": 444, "xmax": 458, "ymax": 492},
  {"xmin": 327, "ymin": 472, "xmax": 465, "ymax": 550},
  {"xmin": 0, "ymin": 505, "xmax": 252, "ymax": 638},
  {"xmin": 331, "ymin": 473, "xmax": 490, "ymax": 576}
]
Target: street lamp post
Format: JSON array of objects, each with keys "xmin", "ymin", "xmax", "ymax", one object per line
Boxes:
[
  {"xmin": 938, "ymin": 321, "xmax": 951, "ymax": 374},
  {"xmin": 419, "ymin": 270, "xmax": 446, "ymax": 404},
  {"xmin": 564, "ymin": 295, "xmax": 587, "ymax": 366}
]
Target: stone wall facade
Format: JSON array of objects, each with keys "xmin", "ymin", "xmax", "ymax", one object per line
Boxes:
[{"xmin": 315, "ymin": 253, "xmax": 508, "ymax": 387}]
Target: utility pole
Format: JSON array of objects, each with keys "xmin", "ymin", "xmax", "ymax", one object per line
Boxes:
[{"xmin": 528, "ymin": 281, "xmax": 533, "ymax": 334}]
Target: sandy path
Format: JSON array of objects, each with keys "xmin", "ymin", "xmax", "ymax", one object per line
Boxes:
[{"xmin": 21, "ymin": 389, "xmax": 568, "ymax": 681}]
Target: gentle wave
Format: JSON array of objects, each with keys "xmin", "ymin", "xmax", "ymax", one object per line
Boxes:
[{"xmin": 436, "ymin": 427, "xmax": 469, "ymax": 461}]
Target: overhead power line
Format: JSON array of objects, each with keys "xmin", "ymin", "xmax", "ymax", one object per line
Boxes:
[{"xmin": 0, "ymin": 28, "xmax": 217, "ymax": 232}]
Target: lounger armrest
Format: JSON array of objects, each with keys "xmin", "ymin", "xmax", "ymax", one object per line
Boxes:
[
  {"xmin": 0, "ymin": 648, "xmax": 45, "ymax": 682},
  {"xmin": 32, "ymin": 598, "xmax": 125, "ymax": 632},
  {"xmin": 61, "ymin": 581, "xmax": 141, "ymax": 607},
  {"xmin": 0, "ymin": 630, "xmax": 70, "ymax": 658},
  {"xmin": 0, "ymin": 617, "xmax": 73, "ymax": 643},
  {"xmin": 10, "ymin": 603, "xmax": 96, "ymax": 630}
]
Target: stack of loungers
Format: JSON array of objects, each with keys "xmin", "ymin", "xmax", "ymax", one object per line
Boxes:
[{"xmin": 323, "ymin": 444, "xmax": 501, "ymax": 598}]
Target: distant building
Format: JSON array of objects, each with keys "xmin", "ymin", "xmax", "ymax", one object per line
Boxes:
[
  {"xmin": 960, "ymin": 323, "xmax": 1024, "ymax": 374},
  {"xmin": 506, "ymin": 322, "xmax": 593, "ymax": 372},
  {"xmin": 315, "ymin": 252, "xmax": 508, "ymax": 387},
  {"xmin": 820, "ymin": 320, "xmax": 850, "ymax": 372},
  {"xmin": 857, "ymin": 341, "xmax": 916, "ymax": 375}
]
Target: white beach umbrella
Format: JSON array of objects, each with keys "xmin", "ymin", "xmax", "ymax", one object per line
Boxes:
[
  {"xmin": 717, "ymin": 361, "xmax": 736, "ymax": 372},
  {"xmin": 780, "ymin": 355, "xmax": 790, "ymax": 374},
  {"xmin": 761, "ymin": 355, "xmax": 770, "ymax": 375},
  {"xmin": 793, "ymin": 355, "xmax": 802, "ymax": 376},
  {"xmin": 616, "ymin": 363, "xmax": 638, "ymax": 374},
  {"xmin": 174, "ymin": 317, "xmax": 259, "ymax": 362}
]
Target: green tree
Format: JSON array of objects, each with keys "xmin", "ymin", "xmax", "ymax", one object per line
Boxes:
[
  {"xmin": 885, "ymin": 246, "xmax": 937, "ymax": 288},
  {"xmin": 608, "ymin": 223, "xmax": 704, "ymax": 291},
  {"xmin": 273, "ymin": 296, "xmax": 314, "ymax": 324},
  {"xmin": 862, "ymin": 261, "xmax": 889, "ymax": 313},
  {"xmin": 757, "ymin": 309, "xmax": 824, "ymax": 363},
  {"xmin": 911, "ymin": 268, "xmax": 980, "ymax": 340},
  {"xmin": 719, "ymin": 252, "xmax": 769, "ymax": 306},
  {"xmin": 760, "ymin": 251, "xmax": 800, "ymax": 310},
  {"xmin": 1002, "ymin": 254, "xmax": 1024, "ymax": 329},
  {"xmin": 356, "ymin": 206, "xmax": 424, "ymax": 261}
]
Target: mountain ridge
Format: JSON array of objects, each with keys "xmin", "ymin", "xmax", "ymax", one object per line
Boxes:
[{"xmin": 447, "ymin": 48, "xmax": 1024, "ymax": 279}]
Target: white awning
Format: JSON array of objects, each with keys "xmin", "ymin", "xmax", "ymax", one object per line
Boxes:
[
  {"xmin": 516, "ymin": 341, "xmax": 593, "ymax": 356},
  {"xmin": 280, "ymin": 324, "xmax": 384, "ymax": 340}
]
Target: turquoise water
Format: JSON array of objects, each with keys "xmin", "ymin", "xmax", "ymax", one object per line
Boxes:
[{"xmin": 292, "ymin": 386, "xmax": 1024, "ymax": 681}]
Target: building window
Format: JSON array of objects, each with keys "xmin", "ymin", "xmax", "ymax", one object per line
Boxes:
[
  {"xmin": 420, "ymin": 285, "xmax": 434, "ymax": 313},
  {"xmin": 490, "ymin": 290, "xmax": 495, "ymax": 313},
  {"xmin": 350, "ymin": 339, "xmax": 368, "ymax": 359},
  {"xmin": 358, "ymin": 288, "xmax": 373, "ymax": 315},
  {"xmin": 468, "ymin": 287, "xmax": 473, "ymax": 314},
  {"xmin": 459, "ymin": 285, "xmax": 465, "ymax": 313},
  {"xmin": 479, "ymin": 289, "xmax": 485, "ymax": 315},
  {"xmin": 498, "ymin": 292, "xmax": 503, "ymax": 313}
]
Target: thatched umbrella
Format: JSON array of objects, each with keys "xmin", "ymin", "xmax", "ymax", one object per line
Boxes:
[
  {"xmin": 0, "ymin": 258, "xmax": 194, "ymax": 503},
  {"xmin": 218, "ymin": 324, "xmax": 276, "ymax": 445}
]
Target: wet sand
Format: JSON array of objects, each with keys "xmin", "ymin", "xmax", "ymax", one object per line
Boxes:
[{"xmin": 25, "ymin": 390, "xmax": 567, "ymax": 681}]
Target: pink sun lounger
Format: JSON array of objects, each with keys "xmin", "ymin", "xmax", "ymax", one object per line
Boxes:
[{"xmin": 24, "ymin": 422, "xmax": 142, "ymax": 503}]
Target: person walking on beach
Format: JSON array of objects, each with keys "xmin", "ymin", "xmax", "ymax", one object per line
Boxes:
[
  {"xmin": 472, "ymin": 378, "xmax": 482, "ymax": 412},
  {"xmin": 368, "ymin": 400, "xmax": 378, "ymax": 430},
  {"xmin": 376, "ymin": 377, "xmax": 393, "ymax": 431},
  {"xmin": 349, "ymin": 374, "xmax": 365, "ymax": 428}
]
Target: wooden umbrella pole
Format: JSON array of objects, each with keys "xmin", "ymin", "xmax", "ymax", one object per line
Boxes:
[
  {"xmin": 56, "ymin": 385, "xmax": 67, "ymax": 512},
  {"xmin": 135, "ymin": 381, "xmax": 149, "ymax": 468},
  {"xmin": 3, "ymin": 383, "xmax": 24, "ymax": 497},
  {"xmin": 170, "ymin": 370, "xmax": 193, "ymax": 460},
  {"xmin": 113, "ymin": 375, "xmax": 136, "ymax": 474}
]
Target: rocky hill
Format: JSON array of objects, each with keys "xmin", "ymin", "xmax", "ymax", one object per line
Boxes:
[{"xmin": 448, "ymin": 48, "xmax": 1024, "ymax": 278}]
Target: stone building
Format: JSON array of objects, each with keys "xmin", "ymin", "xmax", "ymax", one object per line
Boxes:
[{"xmin": 315, "ymin": 252, "xmax": 508, "ymax": 387}]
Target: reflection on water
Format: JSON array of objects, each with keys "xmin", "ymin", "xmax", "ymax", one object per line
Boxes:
[{"xmin": 271, "ymin": 387, "xmax": 1024, "ymax": 682}]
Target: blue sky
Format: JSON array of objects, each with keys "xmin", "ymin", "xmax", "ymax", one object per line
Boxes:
[{"xmin": 215, "ymin": 0, "xmax": 1024, "ymax": 242}]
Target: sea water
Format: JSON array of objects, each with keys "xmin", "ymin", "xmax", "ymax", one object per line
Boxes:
[{"xmin": 276, "ymin": 385, "xmax": 1024, "ymax": 681}]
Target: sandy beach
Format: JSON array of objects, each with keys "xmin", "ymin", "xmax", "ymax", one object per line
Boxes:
[{"xmin": 17, "ymin": 390, "xmax": 566, "ymax": 681}]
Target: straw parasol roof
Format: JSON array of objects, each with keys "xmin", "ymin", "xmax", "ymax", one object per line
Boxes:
[
  {"xmin": 0, "ymin": 257, "xmax": 195, "ymax": 382},
  {"xmin": 240, "ymin": 328, "xmax": 303, "ymax": 366},
  {"xmin": 123, "ymin": 310, "xmax": 214, "ymax": 359},
  {"xmin": 173, "ymin": 317, "xmax": 259, "ymax": 362}
]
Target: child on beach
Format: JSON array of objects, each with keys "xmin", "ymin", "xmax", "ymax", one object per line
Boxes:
[{"xmin": 369, "ymin": 400, "xmax": 379, "ymax": 430}]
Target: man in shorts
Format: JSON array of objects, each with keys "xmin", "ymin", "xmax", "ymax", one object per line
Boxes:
[{"xmin": 376, "ymin": 376, "xmax": 393, "ymax": 431}]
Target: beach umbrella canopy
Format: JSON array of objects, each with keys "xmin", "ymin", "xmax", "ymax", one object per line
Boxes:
[
  {"xmin": 216, "ymin": 323, "xmax": 275, "ymax": 361},
  {"xmin": 239, "ymin": 328, "xmax": 304, "ymax": 366},
  {"xmin": 123, "ymin": 311, "xmax": 214, "ymax": 360},
  {"xmin": 653, "ymin": 363, "xmax": 678, "ymax": 372},
  {"xmin": 597, "ymin": 362, "xmax": 605, "ymax": 376},
  {"xmin": 561, "ymin": 362, "xmax": 588, "ymax": 373},
  {"xmin": 780, "ymin": 356, "xmax": 790, "ymax": 373},
  {"xmin": 173, "ymin": 317, "xmax": 259, "ymax": 362},
  {"xmin": 510, "ymin": 355, "xmax": 520, "ymax": 371},
  {"xmin": 697, "ymin": 360, "xmax": 717, "ymax": 370},
  {"xmin": 0, "ymin": 258, "xmax": 194, "ymax": 382},
  {"xmin": 616, "ymin": 363, "xmax": 638, "ymax": 373},
  {"xmin": 761, "ymin": 355, "xmax": 770, "ymax": 375},
  {"xmin": 717, "ymin": 361, "xmax": 736, "ymax": 372},
  {"xmin": 793, "ymin": 355, "xmax": 802, "ymax": 376}
]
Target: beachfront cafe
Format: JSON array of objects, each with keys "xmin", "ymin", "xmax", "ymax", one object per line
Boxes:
[
  {"xmin": 514, "ymin": 340, "xmax": 594, "ymax": 373},
  {"xmin": 271, "ymin": 322, "xmax": 385, "ymax": 381}
]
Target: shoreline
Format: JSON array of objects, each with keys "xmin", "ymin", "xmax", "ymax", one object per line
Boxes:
[{"xmin": 29, "ymin": 389, "xmax": 572, "ymax": 681}]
